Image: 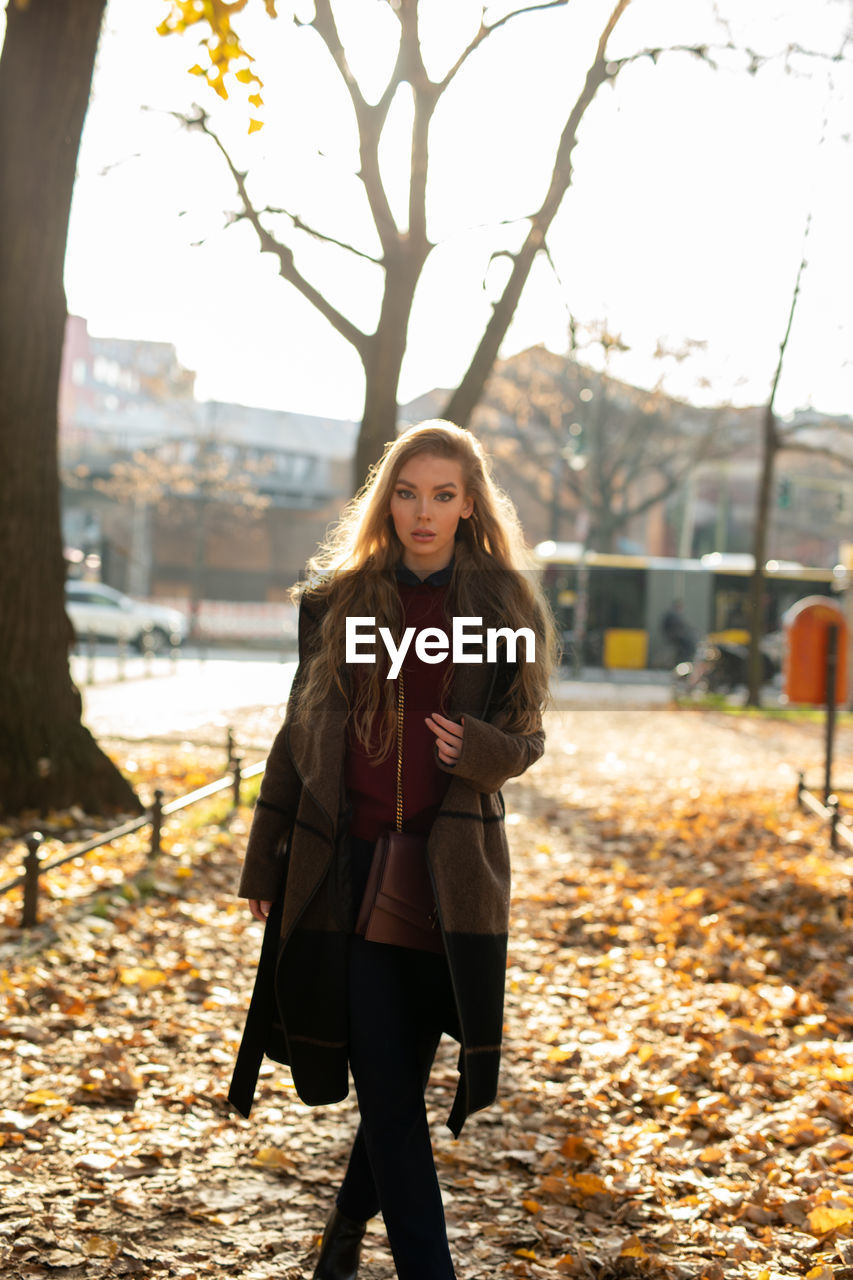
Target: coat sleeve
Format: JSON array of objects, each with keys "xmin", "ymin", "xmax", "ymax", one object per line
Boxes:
[
  {"xmin": 436, "ymin": 650, "xmax": 545, "ymax": 794},
  {"xmin": 236, "ymin": 593, "xmax": 321, "ymax": 901},
  {"xmin": 436, "ymin": 710, "xmax": 544, "ymax": 794}
]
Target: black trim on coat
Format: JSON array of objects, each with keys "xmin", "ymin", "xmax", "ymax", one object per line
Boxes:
[
  {"xmin": 256, "ymin": 797, "xmax": 290, "ymax": 817},
  {"xmin": 228, "ymin": 894, "xmax": 285, "ymax": 1119}
]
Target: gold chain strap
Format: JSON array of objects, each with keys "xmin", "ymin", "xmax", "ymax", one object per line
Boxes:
[{"xmin": 395, "ymin": 671, "xmax": 404, "ymax": 832}]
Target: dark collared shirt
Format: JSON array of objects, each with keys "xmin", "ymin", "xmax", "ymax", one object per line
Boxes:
[{"xmin": 394, "ymin": 556, "xmax": 454, "ymax": 587}]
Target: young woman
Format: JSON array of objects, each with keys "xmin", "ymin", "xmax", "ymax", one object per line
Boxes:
[{"xmin": 229, "ymin": 421, "xmax": 556, "ymax": 1280}]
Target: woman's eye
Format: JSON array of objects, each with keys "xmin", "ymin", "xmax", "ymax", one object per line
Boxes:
[
  {"xmin": 436, "ymin": 492, "xmax": 452, "ymax": 502},
  {"xmin": 395, "ymin": 488, "xmax": 413, "ymax": 499}
]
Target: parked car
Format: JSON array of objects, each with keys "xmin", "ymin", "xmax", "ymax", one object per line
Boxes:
[{"xmin": 65, "ymin": 581, "xmax": 187, "ymax": 653}]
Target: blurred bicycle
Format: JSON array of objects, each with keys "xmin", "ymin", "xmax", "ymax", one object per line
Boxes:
[{"xmin": 672, "ymin": 633, "xmax": 780, "ymax": 697}]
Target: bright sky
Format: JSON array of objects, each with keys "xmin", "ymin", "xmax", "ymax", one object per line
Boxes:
[{"xmin": 3, "ymin": 0, "xmax": 851, "ymax": 420}]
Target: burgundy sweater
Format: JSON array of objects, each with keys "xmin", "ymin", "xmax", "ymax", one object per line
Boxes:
[{"xmin": 344, "ymin": 563, "xmax": 454, "ymax": 840}]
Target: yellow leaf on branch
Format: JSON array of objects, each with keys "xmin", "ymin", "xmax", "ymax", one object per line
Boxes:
[{"xmin": 158, "ymin": 0, "xmax": 277, "ymax": 126}]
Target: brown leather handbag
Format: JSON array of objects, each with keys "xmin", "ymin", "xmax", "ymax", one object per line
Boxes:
[{"xmin": 354, "ymin": 672, "xmax": 444, "ymax": 954}]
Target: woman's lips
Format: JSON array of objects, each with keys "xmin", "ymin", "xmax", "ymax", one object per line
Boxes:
[{"xmin": 412, "ymin": 530, "xmax": 435, "ymax": 540}]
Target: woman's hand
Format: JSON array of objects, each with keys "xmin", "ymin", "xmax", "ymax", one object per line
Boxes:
[
  {"xmin": 425, "ymin": 712, "xmax": 464, "ymax": 766},
  {"xmin": 249, "ymin": 899, "xmax": 273, "ymax": 922}
]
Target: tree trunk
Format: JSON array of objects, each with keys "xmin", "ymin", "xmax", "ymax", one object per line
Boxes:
[
  {"xmin": 0, "ymin": 0, "xmax": 140, "ymax": 816},
  {"xmin": 354, "ymin": 245, "xmax": 429, "ymax": 486},
  {"xmin": 746, "ymin": 403, "xmax": 777, "ymax": 708}
]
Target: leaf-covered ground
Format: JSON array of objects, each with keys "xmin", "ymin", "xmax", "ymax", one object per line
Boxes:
[{"xmin": 1, "ymin": 707, "xmax": 852, "ymax": 1280}]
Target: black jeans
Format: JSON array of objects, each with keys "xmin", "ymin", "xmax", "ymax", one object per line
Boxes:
[{"xmin": 336, "ymin": 836, "xmax": 457, "ymax": 1280}]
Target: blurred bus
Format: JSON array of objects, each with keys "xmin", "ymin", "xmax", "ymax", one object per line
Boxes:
[{"xmin": 533, "ymin": 541, "xmax": 843, "ymax": 670}]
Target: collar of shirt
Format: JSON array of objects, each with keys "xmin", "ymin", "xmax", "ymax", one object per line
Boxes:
[{"xmin": 394, "ymin": 556, "xmax": 454, "ymax": 587}]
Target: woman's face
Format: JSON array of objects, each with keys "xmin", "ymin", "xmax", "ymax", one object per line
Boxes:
[{"xmin": 389, "ymin": 452, "xmax": 473, "ymax": 578}]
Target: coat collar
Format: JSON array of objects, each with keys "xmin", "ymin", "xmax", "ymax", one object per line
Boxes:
[{"xmin": 394, "ymin": 555, "xmax": 454, "ymax": 587}]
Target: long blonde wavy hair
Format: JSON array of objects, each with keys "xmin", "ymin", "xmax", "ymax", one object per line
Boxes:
[{"xmin": 290, "ymin": 420, "xmax": 557, "ymax": 760}]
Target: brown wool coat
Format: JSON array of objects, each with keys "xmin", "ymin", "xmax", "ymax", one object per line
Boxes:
[{"xmin": 228, "ymin": 591, "xmax": 545, "ymax": 1136}]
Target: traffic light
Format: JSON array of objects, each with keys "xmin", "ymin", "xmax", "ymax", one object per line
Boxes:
[{"xmin": 777, "ymin": 477, "xmax": 792, "ymax": 509}]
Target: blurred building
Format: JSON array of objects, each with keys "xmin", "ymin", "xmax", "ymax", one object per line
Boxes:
[
  {"xmin": 61, "ymin": 319, "xmax": 852, "ymax": 607},
  {"xmin": 405, "ymin": 347, "xmax": 852, "ymax": 570},
  {"xmin": 673, "ymin": 412, "xmax": 853, "ymax": 568},
  {"xmin": 403, "ymin": 348, "xmax": 751, "ymax": 558},
  {"xmin": 60, "ymin": 316, "xmax": 357, "ymax": 601}
]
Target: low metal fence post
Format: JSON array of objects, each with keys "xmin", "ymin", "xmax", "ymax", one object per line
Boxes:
[
  {"xmin": 226, "ymin": 726, "xmax": 235, "ymax": 771},
  {"xmin": 22, "ymin": 832, "xmax": 43, "ymax": 928},
  {"xmin": 824, "ymin": 625, "xmax": 838, "ymax": 803},
  {"xmin": 86, "ymin": 628, "xmax": 96, "ymax": 685},
  {"xmin": 150, "ymin": 789, "xmax": 164, "ymax": 857},
  {"xmin": 796, "ymin": 771, "xmax": 806, "ymax": 811},
  {"xmin": 1, "ymin": 755, "xmax": 270, "ymax": 931},
  {"xmin": 232, "ymin": 757, "xmax": 243, "ymax": 810},
  {"xmin": 828, "ymin": 794, "xmax": 840, "ymax": 852}
]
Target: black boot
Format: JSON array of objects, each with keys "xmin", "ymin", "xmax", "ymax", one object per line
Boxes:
[{"xmin": 313, "ymin": 1205, "xmax": 367, "ymax": 1280}]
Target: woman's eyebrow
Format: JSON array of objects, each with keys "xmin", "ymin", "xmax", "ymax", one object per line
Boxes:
[{"xmin": 395, "ymin": 477, "xmax": 458, "ymax": 490}]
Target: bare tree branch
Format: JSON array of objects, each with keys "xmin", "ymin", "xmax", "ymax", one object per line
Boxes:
[
  {"xmin": 610, "ymin": 38, "xmax": 853, "ymax": 76},
  {"xmin": 595, "ymin": 0, "xmax": 633, "ymax": 57},
  {"xmin": 256, "ymin": 206, "xmax": 382, "ymax": 264},
  {"xmin": 776, "ymin": 439, "xmax": 853, "ymax": 470},
  {"xmin": 400, "ymin": 0, "xmax": 437, "ymax": 250},
  {"xmin": 309, "ymin": 0, "xmax": 402, "ymax": 248},
  {"xmin": 611, "ymin": 467, "xmax": 698, "ymax": 522},
  {"xmin": 444, "ymin": 1, "xmax": 853, "ymax": 432},
  {"xmin": 180, "ymin": 108, "xmax": 370, "ymax": 358},
  {"xmin": 608, "ymin": 43, "xmax": 726, "ymax": 73},
  {"xmin": 438, "ymin": 1, "xmax": 569, "ymax": 93},
  {"xmin": 769, "ymin": 212, "xmax": 811, "ymax": 420},
  {"xmin": 444, "ymin": 0, "xmax": 633, "ymax": 427},
  {"xmin": 745, "ymin": 204, "xmax": 813, "ymax": 705}
]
